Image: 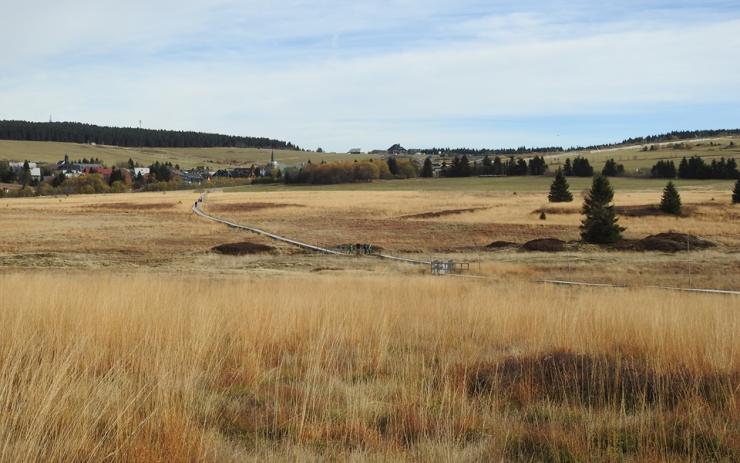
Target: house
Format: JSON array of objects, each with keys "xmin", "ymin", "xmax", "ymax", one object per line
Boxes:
[
  {"xmin": 232, "ymin": 167, "xmax": 255, "ymax": 178},
  {"xmin": 387, "ymin": 144, "xmax": 407, "ymax": 156},
  {"xmin": 259, "ymin": 151, "xmax": 280, "ymax": 177},
  {"xmin": 70, "ymin": 163, "xmax": 102, "ymax": 172},
  {"xmin": 348, "ymin": 148, "xmax": 362, "ymax": 155},
  {"xmin": 29, "ymin": 168, "xmax": 42, "ymax": 181},
  {"xmin": 133, "ymin": 167, "xmax": 150, "ymax": 177},
  {"xmin": 84, "ymin": 167, "xmax": 113, "ymax": 177},
  {"xmin": 9, "ymin": 162, "xmax": 38, "ymax": 171}
]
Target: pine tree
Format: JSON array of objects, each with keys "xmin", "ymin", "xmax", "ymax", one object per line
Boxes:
[
  {"xmin": 733, "ymin": 179, "xmax": 740, "ymax": 204},
  {"xmin": 459, "ymin": 155, "xmax": 472, "ymax": 177},
  {"xmin": 659, "ymin": 181, "xmax": 682, "ymax": 215},
  {"xmin": 421, "ymin": 158, "xmax": 434, "ymax": 178},
  {"xmin": 387, "ymin": 157, "xmax": 399, "ymax": 176},
  {"xmin": 563, "ymin": 158, "xmax": 573, "ymax": 176},
  {"xmin": 580, "ymin": 175, "xmax": 624, "ymax": 244},
  {"xmin": 548, "ymin": 168, "xmax": 573, "ymax": 202}
]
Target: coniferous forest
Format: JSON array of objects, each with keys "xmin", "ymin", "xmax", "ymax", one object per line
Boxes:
[{"xmin": 0, "ymin": 120, "xmax": 299, "ymax": 150}]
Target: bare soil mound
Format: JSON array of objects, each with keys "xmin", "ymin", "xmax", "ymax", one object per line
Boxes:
[
  {"xmin": 402, "ymin": 207, "xmax": 489, "ymax": 219},
  {"xmin": 521, "ymin": 238, "xmax": 566, "ymax": 252},
  {"xmin": 92, "ymin": 202, "xmax": 174, "ymax": 210},
  {"xmin": 612, "ymin": 233, "xmax": 715, "ymax": 252},
  {"xmin": 534, "ymin": 205, "xmax": 694, "ymax": 217},
  {"xmin": 486, "ymin": 241, "xmax": 518, "ymax": 249},
  {"xmin": 616, "ymin": 205, "xmax": 692, "ymax": 217},
  {"xmin": 637, "ymin": 233, "xmax": 715, "ymax": 252},
  {"xmin": 212, "ymin": 242, "xmax": 276, "ymax": 255},
  {"xmin": 210, "ymin": 202, "xmax": 304, "ymax": 213}
]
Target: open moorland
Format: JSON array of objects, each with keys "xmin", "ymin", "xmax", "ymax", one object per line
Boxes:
[{"xmin": 1, "ymin": 174, "xmax": 738, "ymax": 461}]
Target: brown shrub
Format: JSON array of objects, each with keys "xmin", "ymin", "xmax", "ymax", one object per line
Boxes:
[
  {"xmin": 458, "ymin": 350, "xmax": 738, "ymax": 411},
  {"xmin": 212, "ymin": 241, "xmax": 276, "ymax": 255},
  {"xmin": 521, "ymin": 238, "xmax": 566, "ymax": 252},
  {"xmin": 486, "ymin": 240, "xmax": 518, "ymax": 249}
]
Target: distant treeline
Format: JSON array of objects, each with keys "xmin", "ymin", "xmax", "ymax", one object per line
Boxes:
[
  {"xmin": 413, "ymin": 129, "xmax": 740, "ymax": 156},
  {"xmin": 0, "ymin": 120, "xmax": 299, "ymax": 150},
  {"xmin": 416, "ymin": 146, "xmax": 564, "ymax": 156}
]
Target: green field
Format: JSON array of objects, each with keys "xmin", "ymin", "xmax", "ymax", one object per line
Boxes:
[
  {"xmin": 0, "ymin": 140, "xmax": 358, "ymax": 169},
  {"xmin": 227, "ymin": 176, "xmax": 736, "ymax": 193}
]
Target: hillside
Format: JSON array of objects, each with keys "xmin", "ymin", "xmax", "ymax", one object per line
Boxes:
[
  {"xmin": 0, "ymin": 120, "xmax": 298, "ymax": 150},
  {"xmin": 545, "ymin": 136, "xmax": 740, "ymax": 173},
  {"xmin": 0, "ymin": 140, "xmax": 355, "ymax": 169}
]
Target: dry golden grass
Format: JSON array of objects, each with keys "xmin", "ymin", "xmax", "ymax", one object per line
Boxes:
[
  {"xmin": 0, "ymin": 272, "xmax": 737, "ymax": 461},
  {"xmin": 2, "ymin": 187, "xmax": 739, "ymax": 289},
  {"xmin": 205, "ymin": 188, "xmax": 740, "ymax": 248}
]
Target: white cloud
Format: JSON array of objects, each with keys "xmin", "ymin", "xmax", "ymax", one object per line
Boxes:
[{"xmin": 1, "ymin": 1, "xmax": 739, "ymax": 150}]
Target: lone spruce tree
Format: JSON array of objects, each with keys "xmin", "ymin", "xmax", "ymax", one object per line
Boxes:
[
  {"xmin": 580, "ymin": 174, "xmax": 624, "ymax": 244},
  {"xmin": 733, "ymin": 179, "xmax": 740, "ymax": 204},
  {"xmin": 659, "ymin": 181, "xmax": 682, "ymax": 215},
  {"xmin": 421, "ymin": 157, "xmax": 434, "ymax": 178},
  {"xmin": 548, "ymin": 168, "xmax": 573, "ymax": 202}
]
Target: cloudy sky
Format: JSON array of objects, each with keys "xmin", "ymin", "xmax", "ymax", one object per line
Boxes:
[{"xmin": 1, "ymin": 0, "xmax": 739, "ymax": 151}]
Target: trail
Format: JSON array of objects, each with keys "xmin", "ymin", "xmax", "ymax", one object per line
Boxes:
[
  {"xmin": 192, "ymin": 192, "xmax": 431, "ymax": 264},
  {"xmin": 192, "ymin": 192, "xmax": 739, "ymax": 296}
]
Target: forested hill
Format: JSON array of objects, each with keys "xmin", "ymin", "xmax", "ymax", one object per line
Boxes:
[
  {"xmin": 0, "ymin": 120, "xmax": 299, "ymax": 150},
  {"xmin": 414, "ymin": 129, "xmax": 740, "ymax": 156}
]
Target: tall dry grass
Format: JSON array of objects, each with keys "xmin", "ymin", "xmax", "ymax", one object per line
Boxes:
[{"xmin": 0, "ymin": 272, "xmax": 737, "ymax": 461}]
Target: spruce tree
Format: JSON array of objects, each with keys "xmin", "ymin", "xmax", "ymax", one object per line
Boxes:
[
  {"xmin": 733, "ymin": 179, "xmax": 740, "ymax": 204},
  {"xmin": 421, "ymin": 158, "xmax": 434, "ymax": 178},
  {"xmin": 548, "ymin": 168, "xmax": 573, "ymax": 202},
  {"xmin": 659, "ymin": 181, "xmax": 682, "ymax": 215},
  {"xmin": 563, "ymin": 158, "xmax": 573, "ymax": 176},
  {"xmin": 580, "ymin": 175, "xmax": 624, "ymax": 244}
]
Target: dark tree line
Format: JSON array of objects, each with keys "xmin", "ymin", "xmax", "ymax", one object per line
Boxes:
[
  {"xmin": 678, "ymin": 156, "xmax": 738, "ymax": 179},
  {"xmin": 563, "ymin": 157, "xmax": 593, "ymax": 177},
  {"xmin": 442, "ymin": 155, "xmax": 547, "ymax": 177},
  {"xmin": 650, "ymin": 157, "xmax": 737, "ymax": 179},
  {"xmin": 651, "ymin": 160, "xmax": 677, "ymax": 179},
  {"xmin": 416, "ymin": 146, "xmax": 563, "ymax": 157},
  {"xmin": 602, "ymin": 159, "xmax": 625, "ymax": 177},
  {"xmin": 0, "ymin": 120, "xmax": 299, "ymax": 150}
]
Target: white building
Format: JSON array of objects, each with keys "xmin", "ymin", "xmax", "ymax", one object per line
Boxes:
[
  {"xmin": 9, "ymin": 162, "xmax": 37, "ymax": 171},
  {"xmin": 29, "ymin": 168, "xmax": 42, "ymax": 181},
  {"xmin": 133, "ymin": 167, "xmax": 150, "ymax": 177}
]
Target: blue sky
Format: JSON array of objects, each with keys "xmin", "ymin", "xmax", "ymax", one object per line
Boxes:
[{"xmin": 1, "ymin": 0, "xmax": 739, "ymax": 151}]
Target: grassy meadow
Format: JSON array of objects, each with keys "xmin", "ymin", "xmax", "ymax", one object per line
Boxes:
[
  {"xmin": 1, "ymin": 273, "xmax": 737, "ymax": 461},
  {"xmin": 1, "ymin": 162, "xmax": 738, "ymax": 461}
]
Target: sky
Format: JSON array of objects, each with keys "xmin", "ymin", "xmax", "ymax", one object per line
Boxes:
[{"xmin": 1, "ymin": 0, "xmax": 739, "ymax": 151}]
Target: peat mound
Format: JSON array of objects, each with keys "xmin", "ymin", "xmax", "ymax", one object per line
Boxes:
[
  {"xmin": 623, "ymin": 233, "xmax": 716, "ymax": 252},
  {"xmin": 212, "ymin": 242, "xmax": 275, "ymax": 255},
  {"xmin": 486, "ymin": 241, "xmax": 518, "ymax": 249},
  {"xmin": 521, "ymin": 238, "xmax": 566, "ymax": 252},
  {"xmin": 401, "ymin": 207, "xmax": 488, "ymax": 219}
]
